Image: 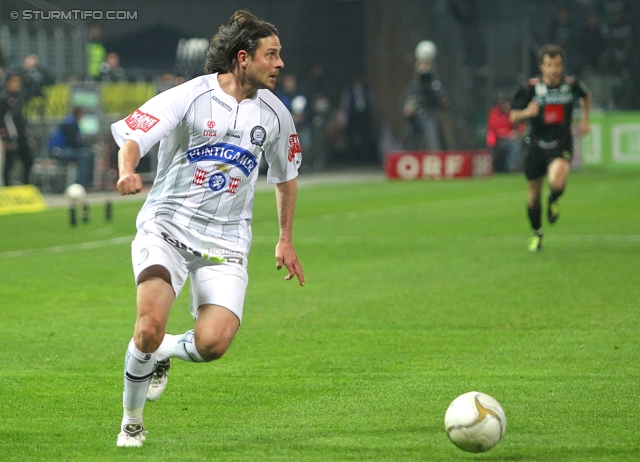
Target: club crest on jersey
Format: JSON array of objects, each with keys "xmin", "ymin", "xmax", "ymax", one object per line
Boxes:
[
  {"xmin": 186, "ymin": 142, "xmax": 258, "ymax": 176},
  {"xmin": 202, "ymin": 119, "xmax": 217, "ymax": 137},
  {"xmin": 193, "ymin": 165, "xmax": 242, "ymax": 196},
  {"xmin": 250, "ymin": 126, "xmax": 266, "ymax": 147},
  {"xmin": 207, "ymin": 171, "xmax": 228, "ymax": 196},
  {"xmin": 125, "ymin": 110, "xmax": 160, "ymax": 132}
]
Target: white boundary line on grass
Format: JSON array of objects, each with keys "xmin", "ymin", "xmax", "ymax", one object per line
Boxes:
[{"xmin": 2, "ymin": 234, "xmax": 639, "ymax": 259}]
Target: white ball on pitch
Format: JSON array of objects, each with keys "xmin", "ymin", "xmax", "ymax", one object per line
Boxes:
[
  {"xmin": 65, "ymin": 183, "xmax": 87, "ymax": 202},
  {"xmin": 444, "ymin": 391, "xmax": 506, "ymax": 453},
  {"xmin": 415, "ymin": 40, "xmax": 437, "ymax": 63}
]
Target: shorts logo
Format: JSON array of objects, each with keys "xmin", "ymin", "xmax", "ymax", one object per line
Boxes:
[
  {"xmin": 288, "ymin": 134, "xmax": 302, "ymax": 162},
  {"xmin": 250, "ymin": 126, "xmax": 266, "ymax": 147},
  {"xmin": 203, "ymin": 119, "xmax": 217, "ymax": 137},
  {"xmin": 137, "ymin": 248, "xmax": 149, "ymax": 266},
  {"xmin": 160, "ymin": 231, "xmax": 244, "ymax": 265},
  {"xmin": 125, "ymin": 109, "xmax": 160, "ymax": 132}
]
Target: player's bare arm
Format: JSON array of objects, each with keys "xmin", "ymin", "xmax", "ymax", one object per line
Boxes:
[
  {"xmin": 275, "ymin": 178, "xmax": 304, "ymax": 286},
  {"xmin": 579, "ymin": 92, "xmax": 591, "ymax": 135},
  {"xmin": 510, "ymin": 101, "xmax": 538, "ymax": 124},
  {"xmin": 117, "ymin": 139, "xmax": 143, "ymax": 195}
]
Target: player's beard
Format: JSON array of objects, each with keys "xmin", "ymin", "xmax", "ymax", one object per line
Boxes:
[{"xmin": 246, "ymin": 70, "xmax": 275, "ymax": 91}]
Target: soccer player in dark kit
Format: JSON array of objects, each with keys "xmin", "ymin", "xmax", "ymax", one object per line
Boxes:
[{"xmin": 510, "ymin": 44, "xmax": 591, "ymax": 252}]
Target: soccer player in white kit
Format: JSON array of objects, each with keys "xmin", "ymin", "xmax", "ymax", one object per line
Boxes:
[{"xmin": 112, "ymin": 10, "xmax": 304, "ymax": 447}]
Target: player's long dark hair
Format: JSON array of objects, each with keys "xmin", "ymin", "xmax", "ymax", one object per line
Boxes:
[{"xmin": 204, "ymin": 10, "xmax": 278, "ymax": 75}]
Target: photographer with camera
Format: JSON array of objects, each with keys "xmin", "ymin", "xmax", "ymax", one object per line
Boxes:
[{"xmin": 402, "ymin": 40, "xmax": 449, "ymax": 150}]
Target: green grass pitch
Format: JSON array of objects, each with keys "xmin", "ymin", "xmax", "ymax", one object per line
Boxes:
[{"xmin": 0, "ymin": 168, "xmax": 638, "ymax": 461}]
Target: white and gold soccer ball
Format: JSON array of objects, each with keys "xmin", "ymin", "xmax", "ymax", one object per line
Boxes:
[
  {"xmin": 65, "ymin": 183, "xmax": 87, "ymax": 203},
  {"xmin": 444, "ymin": 391, "xmax": 506, "ymax": 453}
]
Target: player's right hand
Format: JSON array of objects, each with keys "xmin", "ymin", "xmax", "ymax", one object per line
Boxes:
[{"xmin": 117, "ymin": 173, "xmax": 143, "ymax": 195}]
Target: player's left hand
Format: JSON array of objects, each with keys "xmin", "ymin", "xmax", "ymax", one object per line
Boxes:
[
  {"xmin": 275, "ymin": 240, "xmax": 304, "ymax": 286},
  {"xmin": 579, "ymin": 118, "xmax": 590, "ymax": 135}
]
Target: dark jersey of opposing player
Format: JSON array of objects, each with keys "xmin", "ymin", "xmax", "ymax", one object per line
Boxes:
[{"xmin": 512, "ymin": 76, "xmax": 588, "ymax": 147}]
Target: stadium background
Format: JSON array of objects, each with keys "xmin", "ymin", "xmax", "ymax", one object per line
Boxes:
[{"xmin": 1, "ymin": 0, "xmax": 639, "ymax": 191}]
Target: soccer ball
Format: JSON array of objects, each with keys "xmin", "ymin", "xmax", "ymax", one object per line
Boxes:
[
  {"xmin": 65, "ymin": 183, "xmax": 87, "ymax": 203},
  {"xmin": 444, "ymin": 391, "xmax": 506, "ymax": 453},
  {"xmin": 415, "ymin": 40, "xmax": 437, "ymax": 63}
]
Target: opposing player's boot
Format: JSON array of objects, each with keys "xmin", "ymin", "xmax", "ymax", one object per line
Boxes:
[
  {"xmin": 528, "ymin": 233, "xmax": 543, "ymax": 252},
  {"xmin": 146, "ymin": 359, "xmax": 171, "ymax": 401},
  {"xmin": 116, "ymin": 423, "xmax": 146, "ymax": 447},
  {"xmin": 547, "ymin": 201, "xmax": 560, "ymax": 224}
]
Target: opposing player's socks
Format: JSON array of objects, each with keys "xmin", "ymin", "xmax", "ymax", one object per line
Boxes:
[
  {"xmin": 156, "ymin": 330, "xmax": 204, "ymax": 363},
  {"xmin": 526, "ymin": 203, "xmax": 542, "ymax": 232},
  {"xmin": 122, "ymin": 339, "xmax": 155, "ymax": 426}
]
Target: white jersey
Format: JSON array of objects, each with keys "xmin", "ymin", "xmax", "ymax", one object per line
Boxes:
[{"xmin": 111, "ymin": 73, "xmax": 301, "ymax": 253}]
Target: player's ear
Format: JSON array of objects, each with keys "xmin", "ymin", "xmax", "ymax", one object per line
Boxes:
[{"xmin": 237, "ymin": 50, "xmax": 249, "ymax": 68}]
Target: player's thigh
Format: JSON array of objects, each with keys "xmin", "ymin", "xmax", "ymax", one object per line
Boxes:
[
  {"xmin": 131, "ymin": 228, "xmax": 189, "ymax": 299},
  {"xmin": 193, "ymin": 304, "xmax": 241, "ymax": 358},
  {"xmin": 189, "ymin": 262, "xmax": 248, "ymax": 324},
  {"xmin": 523, "ymin": 145, "xmax": 547, "ymax": 181},
  {"xmin": 547, "ymin": 157, "xmax": 570, "ymax": 189}
]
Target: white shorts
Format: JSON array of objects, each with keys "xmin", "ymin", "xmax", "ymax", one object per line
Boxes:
[{"xmin": 131, "ymin": 220, "xmax": 249, "ymax": 322}]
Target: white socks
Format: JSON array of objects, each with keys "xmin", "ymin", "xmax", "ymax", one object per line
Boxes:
[
  {"xmin": 156, "ymin": 330, "xmax": 204, "ymax": 363},
  {"xmin": 122, "ymin": 339, "xmax": 155, "ymax": 426}
]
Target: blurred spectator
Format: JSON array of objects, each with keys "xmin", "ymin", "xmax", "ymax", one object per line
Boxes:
[
  {"xmin": 576, "ymin": 12, "xmax": 606, "ymax": 75},
  {"xmin": 341, "ymin": 73, "xmax": 378, "ymax": 164},
  {"xmin": 486, "ymin": 96, "xmax": 526, "ymax": 173},
  {"xmin": 86, "ymin": 23, "xmax": 106, "ymax": 81},
  {"xmin": 0, "ymin": 41, "xmax": 7, "ymax": 87},
  {"xmin": 0, "ymin": 73, "xmax": 35, "ymax": 186},
  {"xmin": 48, "ymin": 106, "xmax": 95, "ymax": 188},
  {"xmin": 549, "ymin": 7, "xmax": 574, "ymax": 51},
  {"xmin": 20, "ymin": 54, "xmax": 55, "ymax": 102},
  {"xmin": 549, "ymin": 7, "xmax": 578, "ymax": 73},
  {"xmin": 275, "ymin": 74, "xmax": 309, "ymax": 147},
  {"xmin": 601, "ymin": 11, "xmax": 633, "ymax": 75},
  {"xmin": 155, "ymin": 73, "xmax": 185, "ymax": 93},
  {"xmin": 601, "ymin": 10, "xmax": 634, "ymax": 108},
  {"xmin": 100, "ymin": 52, "xmax": 127, "ymax": 82},
  {"xmin": 301, "ymin": 64, "xmax": 331, "ymax": 171},
  {"xmin": 402, "ymin": 41, "xmax": 448, "ymax": 150}
]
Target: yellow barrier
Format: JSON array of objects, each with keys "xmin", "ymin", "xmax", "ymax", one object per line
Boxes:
[
  {"xmin": 22, "ymin": 83, "xmax": 158, "ymax": 118},
  {"xmin": 0, "ymin": 185, "xmax": 47, "ymax": 215}
]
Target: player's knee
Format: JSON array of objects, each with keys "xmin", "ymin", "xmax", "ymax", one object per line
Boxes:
[
  {"xmin": 549, "ymin": 179, "xmax": 565, "ymax": 191},
  {"xmin": 134, "ymin": 320, "xmax": 165, "ymax": 353},
  {"xmin": 196, "ymin": 338, "xmax": 231, "ymax": 362}
]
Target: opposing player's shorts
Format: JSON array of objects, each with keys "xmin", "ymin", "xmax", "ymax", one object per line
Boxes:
[
  {"xmin": 131, "ymin": 219, "xmax": 249, "ymax": 322},
  {"xmin": 523, "ymin": 139, "xmax": 572, "ymax": 180}
]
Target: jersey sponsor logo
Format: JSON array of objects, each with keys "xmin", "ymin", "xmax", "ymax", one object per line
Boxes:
[
  {"xmin": 185, "ymin": 142, "xmax": 258, "ymax": 176},
  {"xmin": 288, "ymin": 134, "xmax": 302, "ymax": 162},
  {"xmin": 543, "ymin": 104, "xmax": 564, "ymax": 124},
  {"xmin": 125, "ymin": 109, "xmax": 160, "ymax": 132},
  {"xmin": 212, "ymin": 94, "xmax": 232, "ymax": 111},
  {"xmin": 250, "ymin": 126, "xmax": 266, "ymax": 146},
  {"xmin": 202, "ymin": 119, "xmax": 217, "ymax": 137}
]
